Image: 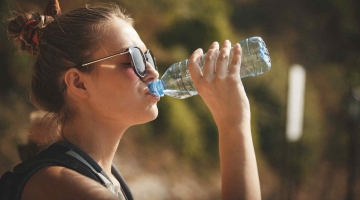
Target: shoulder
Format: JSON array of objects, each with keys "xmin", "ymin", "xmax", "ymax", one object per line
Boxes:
[{"xmin": 21, "ymin": 166, "xmax": 118, "ymax": 200}]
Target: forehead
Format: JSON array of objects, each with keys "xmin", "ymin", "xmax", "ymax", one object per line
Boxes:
[{"xmin": 109, "ymin": 18, "xmax": 146, "ymax": 52}]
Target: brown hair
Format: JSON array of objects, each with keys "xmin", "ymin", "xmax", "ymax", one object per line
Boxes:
[{"xmin": 8, "ymin": 3, "xmax": 133, "ymax": 146}]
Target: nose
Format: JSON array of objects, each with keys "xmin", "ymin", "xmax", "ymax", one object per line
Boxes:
[{"xmin": 142, "ymin": 61, "xmax": 159, "ymax": 83}]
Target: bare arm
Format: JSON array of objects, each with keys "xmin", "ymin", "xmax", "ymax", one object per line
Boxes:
[
  {"xmin": 188, "ymin": 41, "xmax": 261, "ymax": 200},
  {"xmin": 21, "ymin": 166, "xmax": 119, "ymax": 200}
]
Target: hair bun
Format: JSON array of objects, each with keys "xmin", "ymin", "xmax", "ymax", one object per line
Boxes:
[{"xmin": 8, "ymin": 12, "xmax": 53, "ymax": 55}]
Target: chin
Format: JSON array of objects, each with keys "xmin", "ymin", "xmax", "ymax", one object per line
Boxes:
[
  {"xmin": 147, "ymin": 106, "xmax": 159, "ymax": 121},
  {"xmin": 137, "ymin": 105, "xmax": 158, "ymax": 124},
  {"xmin": 135, "ymin": 114, "xmax": 158, "ymax": 125}
]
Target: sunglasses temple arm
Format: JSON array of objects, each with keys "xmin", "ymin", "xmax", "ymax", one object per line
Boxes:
[{"xmin": 81, "ymin": 51, "xmax": 129, "ymax": 67}]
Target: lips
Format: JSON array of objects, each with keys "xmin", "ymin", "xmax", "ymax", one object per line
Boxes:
[
  {"xmin": 145, "ymin": 87, "xmax": 160, "ymax": 100},
  {"xmin": 144, "ymin": 87, "xmax": 151, "ymax": 95}
]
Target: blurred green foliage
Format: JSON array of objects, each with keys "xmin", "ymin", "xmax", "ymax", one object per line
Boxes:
[{"xmin": 1, "ymin": 0, "xmax": 360, "ymax": 199}]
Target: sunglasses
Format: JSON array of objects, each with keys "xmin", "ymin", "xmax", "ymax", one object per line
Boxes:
[{"xmin": 75, "ymin": 45, "xmax": 157, "ymax": 78}]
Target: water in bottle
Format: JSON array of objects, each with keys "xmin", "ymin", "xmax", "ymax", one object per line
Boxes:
[{"xmin": 149, "ymin": 36, "xmax": 271, "ymax": 99}]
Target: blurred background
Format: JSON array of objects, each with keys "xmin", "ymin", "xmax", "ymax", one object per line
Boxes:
[{"xmin": 0, "ymin": 0, "xmax": 359, "ymax": 199}]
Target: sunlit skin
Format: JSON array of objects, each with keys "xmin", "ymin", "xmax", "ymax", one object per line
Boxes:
[{"xmin": 22, "ymin": 18, "xmax": 261, "ymax": 200}]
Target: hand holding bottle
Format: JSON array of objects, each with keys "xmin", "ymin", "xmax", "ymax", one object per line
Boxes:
[
  {"xmin": 188, "ymin": 40, "xmax": 261, "ymax": 200},
  {"xmin": 187, "ymin": 40, "xmax": 250, "ymax": 128}
]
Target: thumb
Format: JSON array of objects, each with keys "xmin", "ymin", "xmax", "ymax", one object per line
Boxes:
[{"xmin": 188, "ymin": 48, "xmax": 204, "ymax": 84}]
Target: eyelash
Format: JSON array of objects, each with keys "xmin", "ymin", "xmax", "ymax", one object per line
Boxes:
[{"xmin": 121, "ymin": 62, "xmax": 132, "ymax": 67}]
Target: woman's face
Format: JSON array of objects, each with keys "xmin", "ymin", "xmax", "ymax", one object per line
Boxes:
[{"xmin": 83, "ymin": 18, "xmax": 160, "ymax": 126}]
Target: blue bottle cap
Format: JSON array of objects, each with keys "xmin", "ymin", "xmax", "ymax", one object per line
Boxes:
[{"xmin": 148, "ymin": 79, "xmax": 165, "ymax": 97}]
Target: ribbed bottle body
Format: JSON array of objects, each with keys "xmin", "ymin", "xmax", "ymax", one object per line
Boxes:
[{"xmin": 149, "ymin": 37, "xmax": 271, "ymax": 99}]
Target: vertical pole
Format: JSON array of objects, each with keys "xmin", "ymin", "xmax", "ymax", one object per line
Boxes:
[
  {"xmin": 284, "ymin": 64, "xmax": 306, "ymax": 199},
  {"xmin": 286, "ymin": 64, "xmax": 306, "ymax": 142}
]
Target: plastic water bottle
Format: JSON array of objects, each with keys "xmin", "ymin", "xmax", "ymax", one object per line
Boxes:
[{"xmin": 149, "ymin": 36, "xmax": 271, "ymax": 99}]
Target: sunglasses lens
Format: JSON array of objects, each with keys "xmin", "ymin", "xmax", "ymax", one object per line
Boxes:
[
  {"xmin": 131, "ymin": 48, "xmax": 147, "ymax": 77},
  {"xmin": 145, "ymin": 50, "xmax": 157, "ymax": 70}
]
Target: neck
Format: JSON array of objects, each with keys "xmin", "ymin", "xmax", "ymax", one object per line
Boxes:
[{"xmin": 62, "ymin": 112, "xmax": 128, "ymax": 175}]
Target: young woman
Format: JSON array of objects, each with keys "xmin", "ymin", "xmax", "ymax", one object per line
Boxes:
[{"xmin": 5, "ymin": 1, "xmax": 261, "ymax": 199}]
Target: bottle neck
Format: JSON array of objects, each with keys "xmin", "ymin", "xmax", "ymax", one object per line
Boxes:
[{"xmin": 148, "ymin": 79, "xmax": 165, "ymax": 97}]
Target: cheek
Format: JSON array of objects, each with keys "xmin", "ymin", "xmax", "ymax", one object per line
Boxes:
[{"xmin": 123, "ymin": 67, "xmax": 138, "ymax": 80}]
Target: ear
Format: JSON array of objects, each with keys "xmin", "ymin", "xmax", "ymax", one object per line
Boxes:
[{"xmin": 64, "ymin": 68, "xmax": 90, "ymax": 99}]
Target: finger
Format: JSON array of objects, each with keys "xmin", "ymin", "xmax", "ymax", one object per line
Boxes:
[
  {"xmin": 188, "ymin": 48, "xmax": 204, "ymax": 83},
  {"xmin": 228, "ymin": 43, "xmax": 242, "ymax": 75},
  {"xmin": 203, "ymin": 41, "xmax": 219, "ymax": 77},
  {"xmin": 216, "ymin": 40, "xmax": 231, "ymax": 77}
]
